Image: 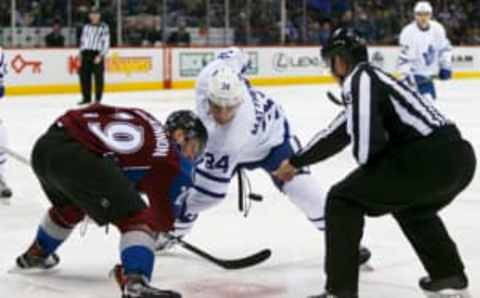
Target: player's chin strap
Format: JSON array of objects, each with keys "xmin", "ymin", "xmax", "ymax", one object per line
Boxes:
[{"xmin": 237, "ymin": 169, "xmax": 263, "ymax": 217}]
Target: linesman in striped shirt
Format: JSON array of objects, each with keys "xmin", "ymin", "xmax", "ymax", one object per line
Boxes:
[
  {"xmin": 78, "ymin": 7, "xmax": 110, "ymax": 105},
  {"xmin": 274, "ymin": 28, "xmax": 476, "ymax": 298}
]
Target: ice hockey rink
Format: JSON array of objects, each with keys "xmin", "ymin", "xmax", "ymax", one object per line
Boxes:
[{"xmin": 0, "ymin": 80, "xmax": 478, "ymax": 298}]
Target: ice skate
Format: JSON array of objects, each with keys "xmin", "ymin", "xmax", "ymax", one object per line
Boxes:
[
  {"xmin": 112, "ymin": 264, "xmax": 182, "ymax": 298},
  {"xmin": 0, "ymin": 173, "xmax": 12, "ymax": 203},
  {"xmin": 16, "ymin": 241, "xmax": 60, "ymax": 270},
  {"xmin": 420, "ymin": 273, "xmax": 471, "ymax": 298}
]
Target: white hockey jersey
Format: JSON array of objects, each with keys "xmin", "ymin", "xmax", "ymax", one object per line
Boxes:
[
  {"xmin": 398, "ymin": 20, "xmax": 452, "ymax": 78},
  {"xmin": 186, "ymin": 49, "xmax": 288, "ymax": 214}
]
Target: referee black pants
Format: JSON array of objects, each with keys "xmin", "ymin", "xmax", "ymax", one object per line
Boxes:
[
  {"xmin": 324, "ymin": 125, "xmax": 476, "ymax": 295},
  {"xmin": 79, "ymin": 50, "xmax": 105, "ymax": 103}
]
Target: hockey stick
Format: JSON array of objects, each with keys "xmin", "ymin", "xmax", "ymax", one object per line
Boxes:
[
  {"xmin": 169, "ymin": 234, "xmax": 272, "ymax": 270},
  {"xmin": 1, "ymin": 146, "xmax": 273, "ymax": 270},
  {"xmin": 326, "ymin": 91, "xmax": 344, "ymax": 106},
  {"xmin": 0, "ymin": 146, "xmax": 31, "ymax": 166}
]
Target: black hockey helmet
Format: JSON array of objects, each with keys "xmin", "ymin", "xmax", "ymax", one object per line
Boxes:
[
  {"xmin": 165, "ymin": 110, "xmax": 208, "ymax": 154},
  {"xmin": 321, "ymin": 27, "xmax": 368, "ymax": 69}
]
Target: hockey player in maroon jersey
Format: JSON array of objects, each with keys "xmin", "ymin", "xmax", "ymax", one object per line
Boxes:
[{"xmin": 15, "ymin": 105, "xmax": 207, "ymax": 298}]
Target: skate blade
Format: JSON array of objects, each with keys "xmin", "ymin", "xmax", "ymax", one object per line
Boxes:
[
  {"xmin": 423, "ymin": 289, "xmax": 471, "ymax": 298},
  {"xmin": 360, "ymin": 262, "xmax": 374, "ymax": 272},
  {"xmin": 0, "ymin": 197, "xmax": 10, "ymax": 206},
  {"xmin": 7, "ymin": 266, "xmax": 60, "ymax": 275}
]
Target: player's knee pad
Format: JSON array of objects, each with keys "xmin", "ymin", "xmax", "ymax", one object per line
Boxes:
[{"xmin": 48, "ymin": 206, "xmax": 86, "ymax": 229}]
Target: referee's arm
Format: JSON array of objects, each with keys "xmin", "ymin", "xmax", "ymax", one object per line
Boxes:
[{"xmin": 290, "ymin": 110, "xmax": 351, "ymax": 168}]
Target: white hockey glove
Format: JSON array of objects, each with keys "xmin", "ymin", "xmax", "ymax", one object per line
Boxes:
[
  {"xmin": 400, "ymin": 72, "xmax": 416, "ymax": 88},
  {"xmin": 155, "ymin": 188, "xmax": 198, "ymax": 252}
]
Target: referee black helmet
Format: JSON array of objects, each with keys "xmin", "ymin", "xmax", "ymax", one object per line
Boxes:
[{"xmin": 321, "ymin": 27, "xmax": 368, "ymax": 70}]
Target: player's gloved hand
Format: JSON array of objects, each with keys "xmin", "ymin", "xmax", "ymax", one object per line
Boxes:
[
  {"xmin": 0, "ymin": 85, "xmax": 5, "ymax": 98},
  {"xmin": 438, "ymin": 68, "xmax": 452, "ymax": 80},
  {"xmin": 155, "ymin": 230, "xmax": 183, "ymax": 251},
  {"xmin": 400, "ymin": 73, "xmax": 416, "ymax": 87},
  {"xmin": 155, "ymin": 217, "xmax": 197, "ymax": 252},
  {"xmin": 156, "ymin": 189, "xmax": 198, "ymax": 252}
]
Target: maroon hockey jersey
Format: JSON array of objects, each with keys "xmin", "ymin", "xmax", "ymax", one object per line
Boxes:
[{"xmin": 57, "ymin": 103, "xmax": 189, "ymax": 231}]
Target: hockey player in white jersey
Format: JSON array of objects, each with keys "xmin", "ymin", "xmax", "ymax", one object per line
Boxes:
[
  {"xmin": 170, "ymin": 47, "xmax": 327, "ymax": 234},
  {"xmin": 156, "ymin": 48, "xmax": 370, "ymax": 263},
  {"xmin": 0, "ymin": 47, "xmax": 12, "ymax": 202},
  {"xmin": 398, "ymin": 1, "xmax": 452, "ymax": 101}
]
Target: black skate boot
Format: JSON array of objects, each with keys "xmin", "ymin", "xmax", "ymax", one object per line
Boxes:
[
  {"xmin": 358, "ymin": 246, "xmax": 371, "ymax": 266},
  {"xmin": 0, "ymin": 174, "xmax": 12, "ymax": 200},
  {"xmin": 112, "ymin": 264, "xmax": 182, "ymax": 298},
  {"xmin": 420, "ymin": 273, "xmax": 471, "ymax": 298},
  {"xmin": 16, "ymin": 241, "xmax": 60, "ymax": 270}
]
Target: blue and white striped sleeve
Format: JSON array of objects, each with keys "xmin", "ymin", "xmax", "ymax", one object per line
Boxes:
[{"xmin": 184, "ymin": 162, "xmax": 233, "ymax": 214}]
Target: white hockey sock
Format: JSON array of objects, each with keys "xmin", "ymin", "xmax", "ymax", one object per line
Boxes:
[{"xmin": 283, "ymin": 173, "xmax": 327, "ymax": 230}]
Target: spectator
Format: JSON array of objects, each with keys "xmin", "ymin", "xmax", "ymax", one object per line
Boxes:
[
  {"xmin": 318, "ymin": 19, "xmax": 331, "ymax": 46},
  {"xmin": 143, "ymin": 17, "xmax": 163, "ymax": 46},
  {"xmin": 354, "ymin": 10, "xmax": 375, "ymax": 42},
  {"xmin": 124, "ymin": 17, "xmax": 145, "ymax": 46},
  {"xmin": 167, "ymin": 21, "xmax": 191, "ymax": 46},
  {"xmin": 45, "ymin": 20, "xmax": 65, "ymax": 47}
]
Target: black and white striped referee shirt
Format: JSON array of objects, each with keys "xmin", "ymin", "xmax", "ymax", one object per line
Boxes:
[
  {"xmin": 80, "ymin": 22, "xmax": 110, "ymax": 56},
  {"xmin": 290, "ymin": 62, "xmax": 452, "ymax": 168}
]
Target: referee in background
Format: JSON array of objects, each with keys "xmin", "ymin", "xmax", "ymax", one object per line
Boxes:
[
  {"xmin": 78, "ymin": 7, "xmax": 110, "ymax": 105},
  {"xmin": 274, "ymin": 28, "xmax": 475, "ymax": 298}
]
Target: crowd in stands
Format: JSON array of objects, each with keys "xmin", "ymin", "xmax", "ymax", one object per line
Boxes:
[{"xmin": 0, "ymin": 0, "xmax": 479, "ymax": 47}]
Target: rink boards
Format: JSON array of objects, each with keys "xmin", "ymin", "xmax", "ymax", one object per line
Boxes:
[{"xmin": 3, "ymin": 46, "xmax": 480, "ymax": 96}]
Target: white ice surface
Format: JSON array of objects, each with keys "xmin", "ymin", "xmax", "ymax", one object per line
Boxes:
[{"xmin": 0, "ymin": 80, "xmax": 478, "ymax": 298}]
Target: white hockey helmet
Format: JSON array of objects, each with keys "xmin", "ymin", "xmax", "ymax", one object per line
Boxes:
[
  {"xmin": 206, "ymin": 65, "xmax": 246, "ymax": 107},
  {"xmin": 414, "ymin": 1, "xmax": 433, "ymax": 14}
]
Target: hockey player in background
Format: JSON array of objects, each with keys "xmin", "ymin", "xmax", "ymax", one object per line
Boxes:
[
  {"xmin": 156, "ymin": 47, "xmax": 370, "ymax": 264},
  {"xmin": 275, "ymin": 28, "xmax": 474, "ymax": 298},
  {"xmin": 0, "ymin": 47, "xmax": 13, "ymax": 201},
  {"xmin": 15, "ymin": 104, "xmax": 207, "ymax": 298},
  {"xmin": 397, "ymin": 1, "xmax": 452, "ymax": 101}
]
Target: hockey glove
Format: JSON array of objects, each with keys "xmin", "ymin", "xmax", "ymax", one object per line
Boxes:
[
  {"xmin": 439, "ymin": 68, "xmax": 452, "ymax": 80},
  {"xmin": 400, "ymin": 73, "xmax": 416, "ymax": 88},
  {"xmin": 156, "ymin": 190, "xmax": 198, "ymax": 252},
  {"xmin": 155, "ymin": 217, "xmax": 197, "ymax": 252},
  {"xmin": 0, "ymin": 85, "xmax": 4, "ymax": 98}
]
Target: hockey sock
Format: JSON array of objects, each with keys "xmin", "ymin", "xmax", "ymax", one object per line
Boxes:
[
  {"xmin": 283, "ymin": 174, "xmax": 327, "ymax": 231},
  {"xmin": 34, "ymin": 212, "xmax": 72, "ymax": 255},
  {"xmin": 120, "ymin": 230, "xmax": 155, "ymax": 281}
]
